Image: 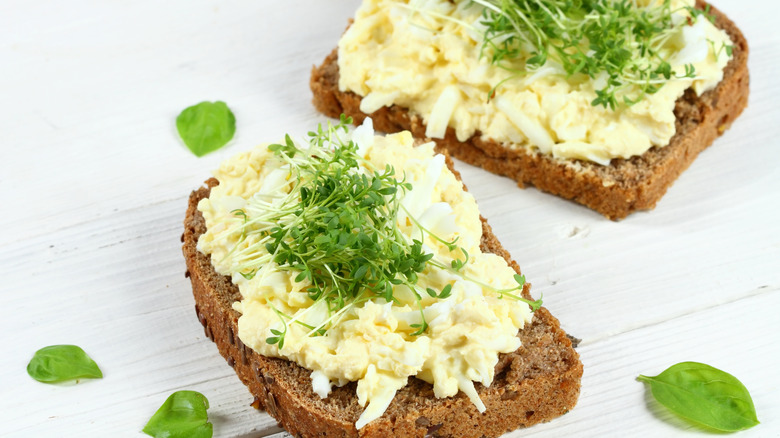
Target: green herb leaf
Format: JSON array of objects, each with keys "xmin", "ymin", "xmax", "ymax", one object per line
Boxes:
[
  {"xmin": 638, "ymin": 362, "xmax": 759, "ymax": 432},
  {"xmin": 27, "ymin": 345, "xmax": 102, "ymax": 383},
  {"xmin": 176, "ymin": 101, "xmax": 235, "ymax": 157},
  {"xmin": 439, "ymin": 284, "xmax": 453, "ymax": 299},
  {"xmin": 410, "ymin": 321, "xmax": 429, "ymax": 336},
  {"xmin": 143, "ymin": 390, "xmax": 213, "ymax": 438}
]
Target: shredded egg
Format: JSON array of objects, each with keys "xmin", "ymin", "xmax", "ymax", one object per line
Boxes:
[
  {"xmin": 197, "ymin": 119, "xmax": 534, "ymax": 428},
  {"xmin": 337, "ymin": 0, "xmax": 733, "ymax": 165}
]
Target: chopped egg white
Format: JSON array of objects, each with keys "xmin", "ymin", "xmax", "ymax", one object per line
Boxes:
[
  {"xmin": 197, "ymin": 119, "xmax": 534, "ymax": 428},
  {"xmin": 337, "ymin": 0, "xmax": 733, "ymax": 165}
]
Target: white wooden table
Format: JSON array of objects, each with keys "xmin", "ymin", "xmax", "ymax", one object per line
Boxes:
[{"xmin": 2, "ymin": 1, "xmax": 778, "ymax": 436}]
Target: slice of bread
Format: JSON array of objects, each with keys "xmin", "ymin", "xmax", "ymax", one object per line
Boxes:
[
  {"xmin": 183, "ymin": 160, "xmax": 582, "ymax": 437},
  {"xmin": 310, "ymin": 0, "xmax": 749, "ymax": 220}
]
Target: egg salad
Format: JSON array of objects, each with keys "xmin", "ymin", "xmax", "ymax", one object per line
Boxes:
[
  {"xmin": 196, "ymin": 117, "xmax": 537, "ymax": 428},
  {"xmin": 337, "ymin": 0, "xmax": 733, "ymax": 165}
]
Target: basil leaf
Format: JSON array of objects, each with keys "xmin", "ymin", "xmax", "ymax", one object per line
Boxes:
[
  {"xmin": 143, "ymin": 390, "xmax": 213, "ymax": 438},
  {"xmin": 638, "ymin": 362, "xmax": 759, "ymax": 432},
  {"xmin": 176, "ymin": 101, "xmax": 236, "ymax": 157},
  {"xmin": 27, "ymin": 345, "xmax": 103, "ymax": 383}
]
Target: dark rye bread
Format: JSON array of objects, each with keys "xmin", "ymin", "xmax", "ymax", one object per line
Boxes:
[
  {"xmin": 310, "ymin": 0, "xmax": 749, "ymax": 220},
  {"xmin": 183, "ymin": 171, "xmax": 582, "ymax": 437}
]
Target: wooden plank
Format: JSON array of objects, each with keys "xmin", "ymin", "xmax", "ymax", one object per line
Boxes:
[{"xmin": 1, "ymin": 0, "xmax": 778, "ymax": 436}]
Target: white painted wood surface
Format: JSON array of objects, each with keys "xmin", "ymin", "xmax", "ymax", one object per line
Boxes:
[{"xmin": 1, "ymin": 1, "xmax": 778, "ymax": 436}]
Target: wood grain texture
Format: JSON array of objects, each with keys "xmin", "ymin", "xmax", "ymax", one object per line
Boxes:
[{"xmin": 1, "ymin": 0, "xmax": 778, "ymax": 436}]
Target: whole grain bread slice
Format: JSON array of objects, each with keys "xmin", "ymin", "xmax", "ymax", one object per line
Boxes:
[
  {"xmin": 310, "ymin": 0, "xmax": 749, "ymax": 220},
  {"xmin": 183, "ymin": 162, "xmax": 582, "ymax": 437}
]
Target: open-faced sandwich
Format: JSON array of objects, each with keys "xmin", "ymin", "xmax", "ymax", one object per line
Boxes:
[
  {"xmin": 182, "ymin": 117, "xmax": 582, "ymax": 437},
  {"xmin": 311, "ymin": 0, "xmax": 749, "ymax": 219}
]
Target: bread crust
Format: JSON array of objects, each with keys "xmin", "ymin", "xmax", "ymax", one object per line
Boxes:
[
  {"xmin": 183, "ymin": 165, "xmax": 582, "ymax": 437},
  {"xmin": 310, "ymin": 0, "xmax": 749, "ymax": 220}
]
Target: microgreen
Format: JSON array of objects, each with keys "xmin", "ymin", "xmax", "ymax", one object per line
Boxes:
[
  {"xmin": 426, "ymin": 284, "xmax": 454, "ymax": 299},
  {"xmin": 27, "ymin": 345, "xmax": 103, "ymax": 383},
  {"xmin": 450, "ymin": 248, "xmax": 469, "ymax": 271},
  {"xmin": 176, "ymin": 101, "xmax": 236, "ymax": 157},
  {"xmin": 638, "ymin": 362, "xmax": 759, "ymax": 432},
  {"xmin": 266, "ymin": 328, "xmax": 286, "ymax": 348},
  {"xmin": 266, "ymin": 305, "xmax": 291, "ymax": 349},
  {"xmin": 685, "ymin": 3, "xmax": 715, "ymax": 24},
  {"xmin": 143, "ymin": 391, "xmax": 213, "ymax": 438},
  {"xmin": 709, "ymin": 40, "xmax": 733, "ymax": 59},
  {"xmin": 467, "ymin": 0, "xmax": 705, "ymax": 109},
  {"xmin": 410, "ymin": 320, "xmax": 429, "ymax": 336},
  {"xmin": 226, "ymin": 116, "xmax": 541, "ymax": 348}
]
